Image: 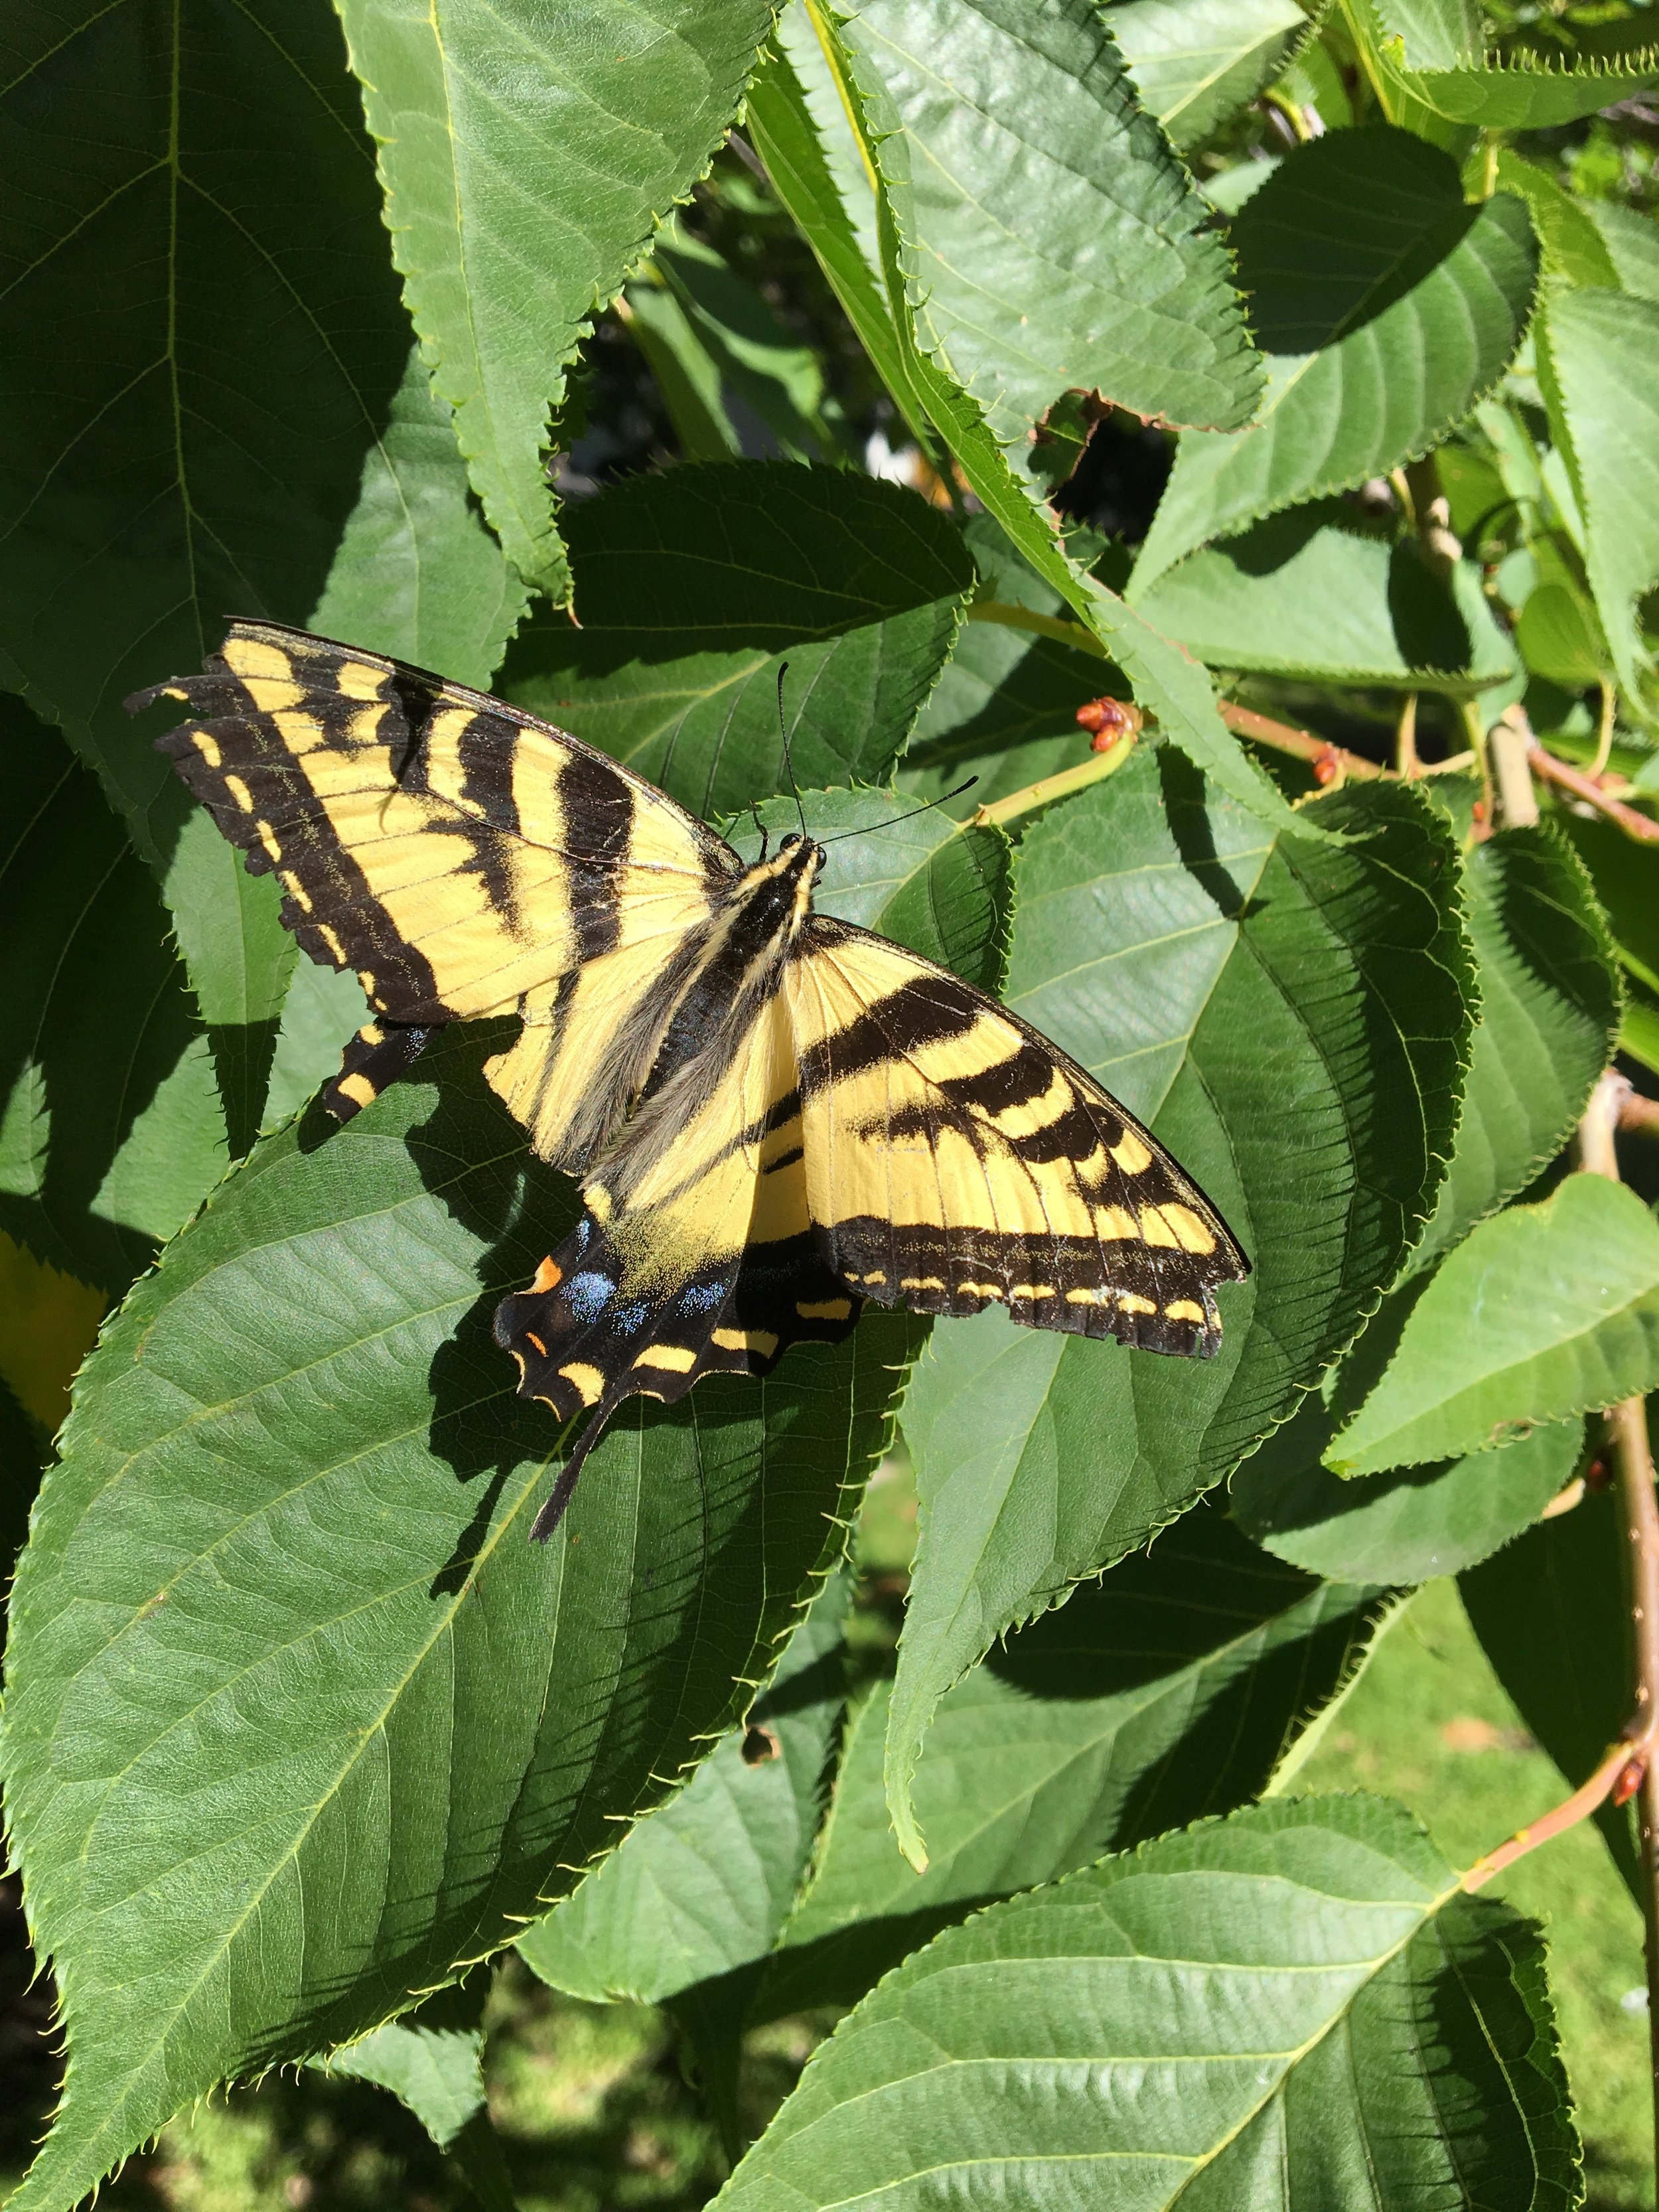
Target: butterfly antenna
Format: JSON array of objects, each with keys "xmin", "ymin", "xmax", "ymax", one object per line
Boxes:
[
  {"xmin": 776, "ymin": 662, "xmax": 808, "ymax": 841},
  {"xmin": 816, "ymin": 776, "xmax": 980, "ymax": 846}
]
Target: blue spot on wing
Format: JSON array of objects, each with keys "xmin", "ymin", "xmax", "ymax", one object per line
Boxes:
[
  {"xmin": 566, "ymin": 1271, "xmax": 614, "ymax": 1323},
  {"xmin": 678, "ymin": 1279, "xmax": 727, "ymax": 1315}
]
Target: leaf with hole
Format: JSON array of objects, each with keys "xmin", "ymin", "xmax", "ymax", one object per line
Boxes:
[{"xmin": 836, "ymin": 0, "xmax": 1262, "ymax": 449}]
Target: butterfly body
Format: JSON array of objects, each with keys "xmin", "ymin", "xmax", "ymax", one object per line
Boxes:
[{"xmin": 133, "ymin": 621, "xmax": 1248, "ymax": 1540}]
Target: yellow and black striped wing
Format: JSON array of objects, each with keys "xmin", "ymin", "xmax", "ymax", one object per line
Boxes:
[
  {"xmin": 131, "ymin": 621, "xmax": 738, "ymax": 1161},
  {"xmin": 784, "ymin": 919, "xmax": 1248, "ymax": 1355}
]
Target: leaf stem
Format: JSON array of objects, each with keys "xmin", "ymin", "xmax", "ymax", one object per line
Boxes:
[
  {"xmin": 972, "ymin": 726, "xmax": 1138, "ymax": 825},
  {"xmin": 1218, "ymin": 703, "xmax": 1382, "ymax": 780},
  {"xmin": 1461, "ymin": 1735, "xmax": 1644, "ymax": 1893},
  {"xmin": 966, "ymin": 599, "xmax": 1108, "ymax": 658}
]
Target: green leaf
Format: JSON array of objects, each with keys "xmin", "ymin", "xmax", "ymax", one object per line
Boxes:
[
  {"xmin": 1233, "ymin": 1386, "xmax": 1583, "ymax": 1584},
  {"xmin": 0, "ymin": 703, "xmax": 226, "ymax": 1303},
  {"xmin": 1135, "ymin": 502, "xmax": 1518, "ymax": 692},
  {"xmin": 318, "ymin": 1976, "xmax": 517, "ymax": 2212},
  {"xmin": 1329, "ymin": 1173, "xmax": 1659, "ymax": 1476},
  {"xmin": 261, "ymin": 964, "xmax": 376, "ymax": 1136},
  {"xmin": 1366, "ymin": 0, "xmax": 1659, "ymax": 130},
  {"xmin": 733, "ymin": 788, "xmax": 1013, "ymax": 994},
  {"xmin": 715, "ymin": 1795, "xmax": 1577, "ymax": 2212},
  {"xmin": 332, "ymin": 0, "xmax": 774, "ymax": 598},
  {"xmin": 755, "ymin": 1505, "xmax": 1390, "ymax": 2016},
  {"xmin": 517, "ymin": 1570, "xmax": 851, "ymax": 2007},
  {"xmin": 1461, "ymin": 1487, "xmax": 1642, "ymax": 1899},
  {"xmin": 1108, "ymin": 0, "xmax": 1313, "ymax": 150},
  {"xmin": 624, "ymin": 279, "xmax": 749, "ymax": 461},
  {"xmin": 1555, "ymin": 812, "xmax": 1659, "ymax": 1000},
  {"xmin": 888, "ymin": 756, "xmax": 1474, "ymax": 1864},
  {"xmin": 500, "ymin": 462, "xmax": 974, "ymax": 816},
  {"xmin": 1587, "ymin": 201, "xmax": 1659, "ymax": 305},
  {"xmin": 1, "ymin": 1028, "xmax": 918, "ymax": 2212},
  {"xmin": 0, "ymin": 0, "xmax": 419, "ymax": 1133},
  {"xmin": 1537, "ymin": 287, "xmax": 1659, "ymax": 717},
  {"xmin": 810, "ymin": 2, "xmax": 1313, "ymax": 843},
  {"xmin": 652, "ymin": 221, "xmax": 837, "ymax": 460},
  {"xmin": 745, "ymin": 27, "xmax": 939, "ymax": 458},
  {"xmin": 1407, "ymin": 823, "xmax": 1619, "ymax": 1281},
  {"xmin": 1132, "ymin": 127, "xmax": 1539, "ymax": 590},
  {"xmin": 837, "ymin": 0, "xmax": 1263, "ymax": 445},
  {"xmin": 309, "ymin": 342, "xmax": 530, "ymax": 691},
  {"xmin": 1485, "ymin": 149, "xmax": 1620, "ymax": 291}
]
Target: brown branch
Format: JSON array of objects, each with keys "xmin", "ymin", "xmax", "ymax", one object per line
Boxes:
[
  {"xmin": 1461, "ymin": 1736, "xmax": 1646, "ymax": 1893},
  {"xmin": 1218, "ymin": 703, "xmax": 1383, "ymax": 780},
  {"xmin": 1530, "ymin": 743, "xmax": 1659, "ymax": 844},
  {"xmin": 1583, "ymin": 1072, "xmax": 1659, "ymax": 2164}
]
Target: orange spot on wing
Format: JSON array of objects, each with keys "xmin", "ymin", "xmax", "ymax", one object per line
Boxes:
[{"xmin": 530, "ymin": 1256, "xmax": 562, "ymax": 1294}]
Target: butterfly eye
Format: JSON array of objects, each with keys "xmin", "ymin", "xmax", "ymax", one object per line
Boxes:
[{"xmin": 778, "ymin": 830, "xmax": 804, "ymax": 853}]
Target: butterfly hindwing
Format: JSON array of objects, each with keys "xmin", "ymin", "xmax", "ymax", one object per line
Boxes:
[{"xmin": 784, "ymin": 918, "xmax": 1246, "ymax": 1356}]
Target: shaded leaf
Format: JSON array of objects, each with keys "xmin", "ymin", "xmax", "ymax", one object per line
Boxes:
[
  {"xmin": 516, "ymin": 1570, "xmax": 851, "ymax": 2006},
  {"xmin": 1107, "ymin": 0, "xmax": 1312, "ymax": 150},
  {"xmin": 1407, "ymin": 822, "xmax": 1619, "ymax": 1280},
  {"xmin": 499, "ymin": 463, "xmax": 973, "ymax": 816},
  {"xmin": 1233, "ymin": 1388, "xmax": 1582, "ymax": 1584},
  {"xmin": 1555, "ymin": 811, "xmax": 1659, "ymax": 1001},
  {"xmin": 755, "ymin": 1505, "xmax": 1390, "ymax": 2016},
  {"xmin": 319, "ymin": 1976, "xmax": 516, "ymax": 2212},
  {"xmin": 1461, "ymin": 1488, "xmax": 1642, "ymax": 1899},
  {"xmin": 1486, "ymin": 149, "xmax": 1620, "ymax": 290},
  {"xmin": 837, "ymin": 0, "xmax": 1262, "ymax": 449},
  {"xmin": 0, "ymin": 0, "xmax": 415, "ymax": 1122},
  {"xmin": 653, "ymin": 220, "xmax": 837, "ymax": 459},
  {"xmin": 0, "ymin": 704, "xmax": 226, "ymax": 1303},
  {"xmin": 333, "ymin": 0, "xmax": 774, "ymax": 596},
  {"xmin": 1328, "ymin": 1173, "xmax": 1659, "ymax": 1476},
  {"xmin": 1133, "ymin": 127, "xmax": 1538, "ymax": 589},
  {"xmin": 1, "ymin": 1027, "xmax": 918, "ymax": 2212},
  {"xmin": 1537, "ymin": 286, "xmax": 1659, "ymax": 715},
  {"xmin": 624, "ymin": 281, "xmax": 750, "ymax": 461},
  {"xmin": 715, "ymin": 1795, "xmax": 1577, "ymax": 2212},
  {"xmin": 889, "ymin": 755, "xmax": 1473, "ymax": 1862},
  {"xmin": 309, "ymin": 342, "xmax": 529, "ymax": 691},
  {"xmin": 1136, "ymin": 502, "xmax": 1517, "ymax": 692}
]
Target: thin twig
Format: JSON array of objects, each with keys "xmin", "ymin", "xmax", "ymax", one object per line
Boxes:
[
  {"xmin": 1530, "ymin": 743, "xmax": 1659, "ymax": 844},
  {"xmin": 1217, "ymin": 702, "xmax": 1384, "ymax": 780},
  {"xmin": 1396, "ymin": 693, "xmax": 1421, "ymax": 778},
  {"xmin": 1581, "ymin": 1072, "xmax": 1659, "ymax": 2168},
  {"xmin": 1461, "ymin": 1737, "xmax": 1644, "ymax": 1892}
]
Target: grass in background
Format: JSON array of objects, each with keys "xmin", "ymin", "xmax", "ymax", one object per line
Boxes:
[{"xmin": 1295, "ymin": 1577, "xmax": 1652, "ymax": 2210}]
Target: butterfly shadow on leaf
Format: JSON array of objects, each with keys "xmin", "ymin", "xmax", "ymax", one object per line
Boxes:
[{"xmin": 363, "ymin": 1017, "xmax": 580, "ymax": 1595}]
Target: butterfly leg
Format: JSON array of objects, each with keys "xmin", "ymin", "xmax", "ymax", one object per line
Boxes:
[{"xmin": 321, "ymin": 1021, "xmax": 442, "ymax": 1123}]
